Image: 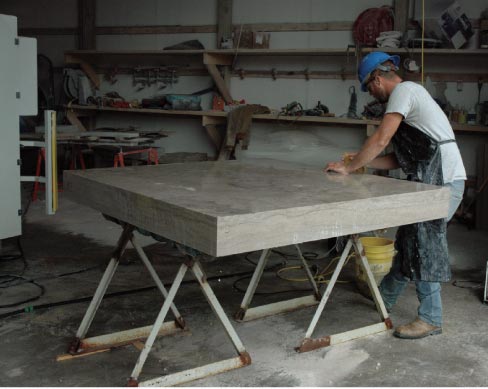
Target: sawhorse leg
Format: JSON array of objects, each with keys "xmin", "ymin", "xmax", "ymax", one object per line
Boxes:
[
  {"xmin": 296, "ymin": 236, "xmax": 392, "ymax": 353},
  {"xmin": 129, "ymin": 258, "xmax": 251, "ymax": 387},
  {"xmin": 62, "ymin": 225, "xmax": 185, "ymax": 358},
  {"xmin": 234, "ymin": 245, "xmax": 321, "ymax": 322}
]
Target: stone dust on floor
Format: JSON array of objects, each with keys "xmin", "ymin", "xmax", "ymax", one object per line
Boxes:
[{"xmin": 0, "ymin": 194, "xmax": 487, "ymax": 387}]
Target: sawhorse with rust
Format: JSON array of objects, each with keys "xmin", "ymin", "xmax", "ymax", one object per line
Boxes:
[{"xmin": 58, "ymin": 222, "xmax": 250, "ymax": 387}]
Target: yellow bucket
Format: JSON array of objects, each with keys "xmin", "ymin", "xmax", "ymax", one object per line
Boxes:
[{"xmin": 355, "ymin": 237, "xmax": 395, "ymax": 296}]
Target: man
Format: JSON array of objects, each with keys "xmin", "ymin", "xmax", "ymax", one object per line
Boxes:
[{"xmin": 325, "ymin": 51, "xmax": 466, "ymax": 339}]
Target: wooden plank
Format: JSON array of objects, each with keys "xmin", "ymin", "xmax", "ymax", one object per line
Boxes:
[
  {"xmin": 217, "ymin": 0, "xmax": 233, "ymax": 48},
  {"xmin": 203, "ymin": 123, "xmax": 223, "ymax": 150},
  {"xmin": 19, "ymin": 27, "xmax": 77, "ymax": 36},
  {"xmin": 68, "ymin": 104, "xmax": 227, "ymax": 118},
  {"xmin": 66, "ymin": 104, "xmax": 385, "ymax": 127},
  {"xmin": 56, "ymin": 348, "xmax": 108, "ymax": 361},
  {"xmin": 79, "ymin": 60, "xmax": 100, "ymax": 89},
  {"xmin": 203, "ymin": 52, "xmax": 233, "ymax": 65},
  {"xmin": 97, "ymin": 25, "xmax": 216, "ymax": 35},
  {"xmin": 394, "ymin": 0, "xmax": 409, "ymax": 35},
  {"xmin": 78, "ymin": 0, "xmax": 96, "ymax": 49},
  {"xmin": 231, "ymin": 69, "xmax": 356, "ymax": 80},
  {"xmin": 64, "ymin": 50, "xmax": 204, "ymax": 69},
  {"xmin": 241, "ymin": 21, "xmax": 354, "ymax": 32},
  {"xmin": 66, "ymin": 110, "xmax": 88, "ymax": 132},
  {"xmin": 251, "ymin": 114, "xmax": 380, "ymax": 126},
  {"xmin": 64, "ymin": 48, "xmax": 488, "ymax": 66},
  {"xmin": 206, "ymin": 48, "xmax": 352, "ymax": 56},
  {"xmin": 202, "ymin": 115, "xmax": 226, "ymax": 126},
  {"xmin": 451, "ymin": 123, "xmax": 488, "ymax": 133},
  {"xmin": 19, "ymin": 19, "xmax": 481, "ymax": 37},
  {"xmin": 363, "ymin": 47, "xmax": 488, "ymax": 55},
  {"xmin": 205, "ymin": 63, "xmax": 233, "ymax": 104},
  {"xmin": 405, "ymin": 73, "xmax": 488, "ymax": 83}
]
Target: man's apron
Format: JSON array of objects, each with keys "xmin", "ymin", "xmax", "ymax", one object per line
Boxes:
[{"xmin": 391, "ymin": 122, "xmax": 455, "ymax": 282}]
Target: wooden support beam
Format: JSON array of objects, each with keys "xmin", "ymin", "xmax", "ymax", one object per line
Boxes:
[
  {"xmin": 205, "ymin": 63, "xmax": 233, "ymax": 104},
  {"xmin": 394, "ymin": 0, "xmax": 410, "ymax": 36},
  {"xmin": 66, "ymin": 110, "xmax": 88, "ymax": 132},
  {"xmin": 20, "ymin": 19, "xmax": 483, "ymax": 37},
  {"xmin": 203, "ymin": 123, "xmax": 223, "ymax": 151},
  {"xmin": 241, "ymin": 21, "xmax": 353, "ymax": 32},
  {"xmin": 202, "ymin": 116, "xmax": 226, "ymax": 126},
  {"xmin": 217, "ymin": 0, "xmax": 233, "ymax": 48},
  {"xmin": 78, "ymin": 0, "xmax": 96, "ymax": 49},
  {"xmin": 97, "ymin": 25, "xmax": 215, "ymax": 35},
  {"xmin": 217, "ymin": 0, "xmax": 234, "ymax": 89},
  {"xmin": 203, "ymin": 52, "xmax": 233, "ymax": 65},
  {"xmin": 66, "ymin": 54, "xmax": 101, "ymax": 89},
  {"xmin": 79, "ymin": 60, "xmax": 101, "ymax": 89}
]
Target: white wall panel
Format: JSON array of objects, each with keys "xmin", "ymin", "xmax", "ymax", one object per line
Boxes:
[
  {"xmin": 0, "ymin": 14, "xmax": 21, "ymax": 239},
  {"xmin": 97, "ymin": 0, "xmax": 217, "ymax": 26}
]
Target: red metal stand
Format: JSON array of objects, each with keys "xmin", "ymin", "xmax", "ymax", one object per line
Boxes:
[{"xmin": 113, "ymin": 148, "xmax": 159, "ymax": 167}]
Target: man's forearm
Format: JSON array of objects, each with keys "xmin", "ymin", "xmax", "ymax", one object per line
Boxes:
[
  {"xmin": 368, "ymin": 153, "xmax": 400, "ymax": 170},
  {"xmin": 346, "ymin": 135, "xmax": 388, "ymax": 172},
  {"xmin": 346, "ymin": 113, "xmax": 402, "ymax": 173}
]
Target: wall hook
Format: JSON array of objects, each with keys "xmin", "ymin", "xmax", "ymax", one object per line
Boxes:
[{"xmin": 271, "ymin": 68, "xmax": 277, "ymax": 81}]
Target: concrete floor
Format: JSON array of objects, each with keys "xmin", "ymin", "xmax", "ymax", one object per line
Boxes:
[{"xmin": 0, "ymin": 193, "xmax": 487, "ymax": 386}]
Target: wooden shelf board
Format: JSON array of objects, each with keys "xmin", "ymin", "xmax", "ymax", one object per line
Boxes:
[
  {"xmin": 65, "ymin": 50, "xmax": 205, "ymax": 66},
  {"xmin": 66, "ymin": 48, "xmax": 488, "ymax": 62},
  {"xmin": 66, "ymin": 105, "xmax": 380, "ymax": 126},
  {"xmin": 363, "ymin": 47, "xmax": 488, "ymax": 56},
  {"xmin": 206, "ymin": 48, "xmax": 355, "ymax": 56},
  {"xmin": 67, "ymin": 104, "xmax": 225, "ymax": 117},
  {"xmin": 451, "ymin": 122, "xmax": 488, "ymax": 133}
]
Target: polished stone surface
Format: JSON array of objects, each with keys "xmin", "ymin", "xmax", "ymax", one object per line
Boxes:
[{"xmin": 64, "ymin": 159, "xmax": 450, "ymax": 256}]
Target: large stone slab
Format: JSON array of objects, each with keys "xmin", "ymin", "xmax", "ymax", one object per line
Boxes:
[{"xmin": 64, "ymin": 159, "xmax": 450, "ymax": 257}]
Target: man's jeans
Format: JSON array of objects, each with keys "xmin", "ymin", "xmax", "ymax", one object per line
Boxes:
[{"xmin": 379, "ymin": 180, "xmax": 465, "ymax": 327}]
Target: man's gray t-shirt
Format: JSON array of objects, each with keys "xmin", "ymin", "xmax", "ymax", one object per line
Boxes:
[{"xmin": 385, "ymin": 81, "xmax": 466, "ymax": 183}]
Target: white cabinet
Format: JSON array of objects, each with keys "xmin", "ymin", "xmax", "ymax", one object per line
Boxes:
[{"xmin": 0, "ymin": 14, "xmax": 37, "ymax": 240}]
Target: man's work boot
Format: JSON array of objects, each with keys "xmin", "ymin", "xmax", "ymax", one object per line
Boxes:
[{"xmin": 393, "ymin": 317, "xmax": 442, "ymax": 339}]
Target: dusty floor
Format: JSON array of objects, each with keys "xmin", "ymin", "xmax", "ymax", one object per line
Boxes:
[{"xmin": 0, "ymin": 193, "xmax": 487, "ymax": 387}]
